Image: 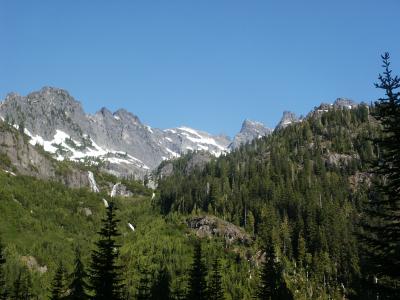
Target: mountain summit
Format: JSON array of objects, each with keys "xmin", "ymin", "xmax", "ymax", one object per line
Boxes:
[
  {"xmin": 0, "ymin": 87, "xmax": 251, "ymax": 177},
  {"xmin": 230, "ymin": 120, "xmax": 272, "ymax": 149}
]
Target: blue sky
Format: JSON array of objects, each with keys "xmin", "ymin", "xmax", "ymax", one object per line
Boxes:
[{"xmin": 1, "ymin": 1, "xmax": 399, "ymax": 137}]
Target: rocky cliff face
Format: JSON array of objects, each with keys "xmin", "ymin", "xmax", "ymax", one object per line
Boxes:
[
  {"xmin": 230, "ymin": 120, "xmax": 272, "ymax": 149},
  {"xmin": 0, "ymin": 122, "xmax": 90, "ymax": 188},
  {"xmin": 276, "ymin": 111, "xmax": 299, "ymax": 129},
  {"xmin": 1, "ymin": 87, "xmax": 357, "ymax": 178},
  {"xmin": 0, "ymin": 87, "xmax": 234, "ymax": 177}
]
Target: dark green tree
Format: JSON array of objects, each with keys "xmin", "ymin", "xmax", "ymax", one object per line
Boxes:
[
  {"xmin": 136, "ymin": 270, "xmax": 151, "ymax": 300},
  {"xmin": 89, "ymin": 202, "xmax": 124, "ymax": 300},
  {"xmin": 208, "ymin": 258, "xmax": 224, "ymax": 300},
  {"xmin": 50, "ymin": 263, "xmax": 66, "ymax": 300},
  {"xmin": 21, "ymin": 269, "xmax": 34, "ymax": 300},
  {"xmin": 12, "ymin": 272, "xmax": 23, "ymax": 300},
  {"xmin": 362, "ymin": 53, "xmax": 400, "ymax": 295},
  {"xmin": 150, "ymin": 266, "xmax": 171, "ymax": 300},
  {"xmin": 0, "ymin": 240, "xmax": 7, "ymax": 300},
  {"xmin": 186, "ymin": 242, "xmax": 207, "ymax": 300},
  {"xmin": 66, "ymin": 248, "xmax": 89, "ymax": 300},
  {"xmin": 256, "ymin": 243, "xmax": 278, "ymax": 300}
]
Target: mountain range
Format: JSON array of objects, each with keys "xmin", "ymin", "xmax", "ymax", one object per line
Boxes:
[{"xmin": 0, "ymin": 87, "xmax": 357, "ymax": 178}]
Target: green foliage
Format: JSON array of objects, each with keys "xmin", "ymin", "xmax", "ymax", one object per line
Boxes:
[
  {"xmin": 150, "ymin": 266, "xmax": 172, "ymax": 300},
  {"xmin": 66, "ymin": 248, "xmax": 89, "ymax": 300},
  {"xmin": 157, "ymin": 105, "xmax": 381, "ymax": 298},
  {"xmin": 186, "ymin": 242, "xmax": 208, "ymax": 300},
  {"xmin": 0, "ymin": 153, "xmax": 11, "ymax": 169},
  {"xmin": 208, "ymin": 258, "xmax": 224, "ymax": 300},
  {"xmin": 360, "ymin": 53, "xmax": 400, "ymax": 297},
  {"xmin": 0, "ymin": 240, "xmax": 6, "ymax": 300},
  {"xmin": 50, "ymin": 263, "xmax": 65, "ymax": 300},
  {"xmin": 89, "ymin": 203, "xmax": 124, "ymax": 300}
]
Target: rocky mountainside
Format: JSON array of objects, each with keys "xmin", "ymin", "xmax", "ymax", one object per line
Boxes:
[
  {"xmin": 0, "ymin": 87, "xmax": 272, "ymax": 178},
  {"xmin": 276, "ymin": 111, "xmax": 299, "ymax": 129},
  {"xmin": 229, "ymin": 120, "xmax": 272, "ymax": 149},
  {"xmin": 0, "ymin": 87, "xmax": 357, "ymax": 178}
]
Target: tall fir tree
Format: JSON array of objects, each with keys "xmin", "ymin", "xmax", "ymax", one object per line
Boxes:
[
  {"xmin": 150, "ymin": 266, "xmax": 171, "ymax": 300},
  {"xmin": 208, "ymin": 258, "xmax": 224, "ymax": 300},
  {"xmin": 66, "ymin": 248, "xmax": 89, "ymax": 300},
  {"xmin": 186, "ymin": 242, "xmax": 207, "ymax": 300},
  {"xmin": 256, "ymin": 243, "xmax": 278, "ymax": 300},
  {"xmin": 21, "ymin": 269, "xmax": 34, "ymax": 300},
  {"xmin": 89, "ymin": 202, "xmax": 124, "ymax": 300},
  {"xmin": 12, "ymin": 271, "xmax": 23, "ymax": 300},
  {"xmin": 136, "ymin": 270, "xmax": 151, "ymax": 300},
  {"xmin": 0, "ymin": 240, "xmax": 7, "ymax": 300},
  {"xmin": 362, "ymin": 53, "xmax": 400, "ymax": 295},
  {"xmin": 50, "ymin": 263, "xmax": 66, "ymax": 300}
]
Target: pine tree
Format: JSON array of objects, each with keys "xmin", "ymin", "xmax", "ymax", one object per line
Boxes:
[
  {"xmin": 50, "ymin": 263, "xmax": 65, "ymax": 300},
  {"xmin": 0, "ymin": 240, "xmax": 7, "ymax": 300},
  {"xmin": 66, "ymin": 248, "xmax": 89, "ymax": 300},
  {"xmin": 12, "ymin": 272, "xmax": 23, "ymax": 300},
  {"xmin": 150, "ymin": 266, "xmax": 171, "ymax": 300},
  {"xmin": 208, "ymin": 258, "xmax": 224, "ymax": 300},
  {"xmin": 362, "ymin": 53, "xmax": 400, "ymax": 294},
  {"xmin": 186, "ymin": 242, "xmax": 207, "ymax": 300},
  {"xmin": 89, "ymin": 202, "xmax": 124, "ymax": 300},
  {"xmin": 137, "ymin": 270, "xmax": 151, "ymax": 300},
  {"xmin": 256, "ymin": 243, "xmax": 278, "ymax": 300},
  {"xmin": 21, "ymin": 269, "xmax": 33, "ymax": 300},
  {"xmin": 256, "ymin": 242, "xmax": 293, "ymax": 300}
]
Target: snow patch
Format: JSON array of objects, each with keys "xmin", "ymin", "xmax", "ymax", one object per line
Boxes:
[
  {"xmin": 3, "ymin": 169, "xmax": 16, "ymax": 176},
  {"xmin": 128, "ymin": 223, "xmax": 135, "ymax": 232},
  {"xmin": 166, "ymin": 148, "xmax": 180, "ymax": 158},
  {"xmin": 145, "ymin": 125, "xmax": 153, "ymax": 133}
]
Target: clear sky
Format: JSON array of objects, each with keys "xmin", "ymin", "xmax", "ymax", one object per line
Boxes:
[{"xmin": 1, "ymin": 1, "xmax": 399, "ymax": 137}]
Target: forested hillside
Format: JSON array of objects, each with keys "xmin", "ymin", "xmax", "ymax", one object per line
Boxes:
[
  {"xmin": 157, "ymin": 104, "xmax": 383, "ymax": 298},
  {"xmin": 0, "ymin": 170, "xmax": 255, "ymax": 299},
  {"xmin": 1, "ymin": 83, "xmax": 399, "ymax": 299}
]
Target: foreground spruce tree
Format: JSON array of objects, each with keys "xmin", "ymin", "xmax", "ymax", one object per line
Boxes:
[
  {"xmin": 208, "ymin": 258, "xmax": 224, "ymax": 300},
  {"xmin": 256, "ymin": 243, "xmax": 278, "ymax": 300},
  {"xmin": 89, "ymin": 202, "xmax": 124, "ymax": 300},
  {"xmin": 67, "ymin": 248, "xmax": 89, "ymax": 300},
  {"xmin": 186, "ymin": 242, "xmax": 207, "ymax": 300},
  {"xmin": 0, "ymin": 240, "xmax": 7, "ymax": 300},
  {"xmin": 50, "ymin": 263, "xmax": 66, "ymax": 300},
  {"xmin": 150, "ymin": 266, "xmax": 171, "ymax": 300},
  {"xmin": 136, "ymin": 270, "xmax": 151, "ymax": 300},
  {"xmin": 362, "ymin": 53, "xmax": 400, "ymax": 295}
]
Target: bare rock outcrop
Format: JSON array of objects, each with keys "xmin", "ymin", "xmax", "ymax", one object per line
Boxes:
[{"xmin": 187, "ymin": 215, "xmax": 252, "ymax": 246}]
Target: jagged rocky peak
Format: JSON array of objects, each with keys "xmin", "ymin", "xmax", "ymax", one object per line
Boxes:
[
  {"xmin": 113, "ymin": 108, "xmax": 141, "ymax": 124},
  {"xmin": 333, "ymin": 98, "xmax": 358, "ymax": 109},
  {"xmin": 311, "ymin": 98, "xmax": 359, "ymax": 117},
  {"xmin": 1, "ymin": 86, "xmax": 88, "ymax": 140},
  {"xmin": 230, "ymin": 119, "xmax": 272, "ymax": 149},
  {"xmin": 0, "ymin": 86, "xmax": 275, "ymax": 178},
  {"xmin": 276, "ymin": 111, "xmax": 299, "ymax": 129}
]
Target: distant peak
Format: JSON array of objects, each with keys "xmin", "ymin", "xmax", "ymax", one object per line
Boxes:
[
  {"xmin": 276, "ymin": 111, "xmax": 298, "ymax": 129},
  {"xmin": 242, "ymin": 119, "xmax": 264, "ymax": 128},
  {"xmin": 229, "ymin": 119, "xmax": 272, "ymax": 150},
  {"xmin": 99, "ymin": 107, "xmax": 112, "ymax": 116},
  {"xmin": 114, "ymin": 108, "xmax": 141, "ymax": 123},
  {"xmin": 333, "ymin": 98, "xmax": 358, "ymax": 108}
]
